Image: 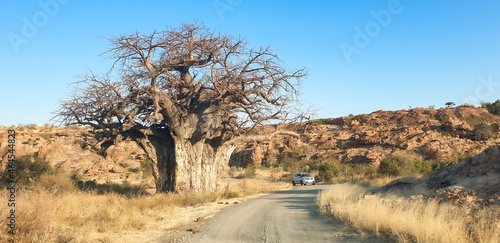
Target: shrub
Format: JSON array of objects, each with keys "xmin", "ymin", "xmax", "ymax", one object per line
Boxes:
[
  {"xmin": 39, "ymin": 133, "xmax": 53, "ymax": 141},
  {"xmin": 222, "ymin": 184, "xmax": 240, "ymax": 199},
  {"xmin": 34, "ymin": 173, "xmax": 76, "ymax": 194},
  {"xmin": 433, "ymin": 151, "xmax": 477, "ymax": 171},
  {"xmin": 75, "ymin": 180, "xmax": 147, "ymax": 196},
  {"xmin": 228, "ymin": 166, "xmax": 239, "ymax": 178},
  {"xmin": 314, "ymin": 119, "xmax": 328, "ymax": 125},
  {"xmin": 288, "ymin": 144, "xmax": 308, "ymax": 160},
  {"xmin": 472, "ymin": 123, "xmax": 497, "ymax": 141},
  {"xmin": 378, "ymin": 154, "xmax": 415, "ymax": 177},
  {"xmin": 2, "ymin": 155, "xmax": 54, "ymax": 184},
  {"xmin": 119, "ymin": 162, "xmax": 130, "ymax": 169},
  {"xmin": 317, "ymin": 159, "xmax": 340, "ymax": 182},
  {"xmin": 280, "ymin": 158, "xmax": 302, "ymax": 172},
  {"xmin": 483, "ymin": 99, "xmax": 500, "ymax": 115},
  {"xmin": 336, "ymin": 140, "xmax": 350, "ymax": 150},
  {"xmin": 413, "ymin": 159, "xmax": 433, "ymax": 175},
  {"xmin": 352, "ymin": 114, "xmax": 367, "ymax": 123},
  {"xmin": 243, "ymin": 164, "xmax": 257, "ymax": 178},
  {"xmin": 270, "ymin": 166, "xmax": 284, "ymax": 181},
  {"xmin": 70, "ymin": 171, "xmax": 84, "ymax": 182},
  {"xmin": 465, "ymin": 115, "xmax": 482, "ymax": 128}
]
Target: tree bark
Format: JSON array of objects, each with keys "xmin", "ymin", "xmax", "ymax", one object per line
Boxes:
[
  {"xmin": 174, "ymin": 139, "xmax": 236, "ymax": 192},
  {"xmin": 135, "ymin": 129, "xmax": 177, "ymax": 192},
  {"xmin": 136, "ymin": 128, "xmax": 236, "ymax": 193}
]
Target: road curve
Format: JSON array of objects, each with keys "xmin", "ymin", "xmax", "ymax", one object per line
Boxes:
[{"xmin": 191, "ymin": 184, "xmax": 381, "ymax": 243}]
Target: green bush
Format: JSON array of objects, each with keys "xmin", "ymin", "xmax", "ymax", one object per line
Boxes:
[
  {"xmin": 413, "ymin": 159, "xmax": 433, "ymax": 175},
  {"xmin": 378, "ymin": 154, "xmax": 415, "ymax": 177},
  {"xmin": 0, "ymin": 155, "xmax": 78, "ymax": 194},
  {"xmin": 314, "ymin": 119, "xmax": 328, "ymax": 125},
  {"xmin": 352, "ymin": 114, "xmax": 367, "ymax": 123},
  {"xmin": 466, "ymin": 116, "xmax": 483, "ymax": 128},
  {"xmin": 483, "ymin": 100, "xmax": 500, "ymax": 115},
  {"xmin": 1, "ymin": 155, "xmax": 54, "ymax": 184},
  {"xmin": 472, "ymin": 123, "xmax": 496, "ymax": 141},
  {"xmin": 432, "ymin": 150, "xmax": 477, "ymax": 171},
  {"xmin": 317, "ymin": 159, "xmax": 340, "ymax": 182}
]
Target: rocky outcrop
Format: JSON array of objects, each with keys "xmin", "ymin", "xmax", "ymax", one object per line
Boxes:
[
  {"xmin": 0, "ymin": 126, "xmax": 145, "ymax": 181},
  {"xmin": 230, "ymin": 105, "xmax": 500, "ymax": 167},
  {"xmin": 376, "ymin": 144, "xmax": 500, "ymax": 206}
]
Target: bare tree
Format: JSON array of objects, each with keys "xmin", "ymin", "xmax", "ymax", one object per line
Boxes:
[{"xmin": 56, "ymin": 23, "xmax": 307, "ymax": 192}]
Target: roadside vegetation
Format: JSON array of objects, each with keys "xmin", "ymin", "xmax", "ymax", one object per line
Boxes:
[
  {"xmin": 317, "ymin": 184, "xmax": 500, "ymax": 243},
  {"xmin": 0, "ymin": 156, "xmax": 290, "ymax": 242},
  {"xmin": 229, "ymin": 146, "xmax": 479, "ymax": 188}
]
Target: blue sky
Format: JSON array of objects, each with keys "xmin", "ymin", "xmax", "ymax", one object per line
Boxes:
[{"xmin": 1, "ymin": 0, "xmax": 500, "ymax": 125}]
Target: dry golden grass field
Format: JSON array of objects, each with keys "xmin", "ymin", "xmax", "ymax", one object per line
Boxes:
[
  {"xmin": 317, "ymin": 183, "xmax": 500, "ymax": 243},
  {"xmin": 0, "ymin": 171, "xmax": 290, "ymax": 242}
]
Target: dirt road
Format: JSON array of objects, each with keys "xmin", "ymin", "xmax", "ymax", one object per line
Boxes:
[{"xmin": 190, "ymin": 184, "xmax": 381, "ymax": 243}]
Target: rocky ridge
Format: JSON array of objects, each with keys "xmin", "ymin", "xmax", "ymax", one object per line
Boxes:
[
  {"xmin": 230, "ymin": 105, "xmax": 500, "ymax": 168},
  {"xmin": 0, "ymin": 125, "xmax": 146, "ymax": 182}
]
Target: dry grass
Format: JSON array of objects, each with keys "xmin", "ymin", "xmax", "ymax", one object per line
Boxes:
[
  {"xmin": 226, "ymin": 166, "xmax": 290, "ymax": 182},
  {"xmin": 227, "ymin": 178, "xmax": 291, "ymax": 195},
  {"xmin": 317, "ymin": 183, "xmax": 500, "ymax": 243},
  {"xmin": 330, "ymin": 174, "xmax": 400, "ymax": 188},
  {"xmin": 0, "ymin": 174, "xmax": 290, "ymax": 243}
]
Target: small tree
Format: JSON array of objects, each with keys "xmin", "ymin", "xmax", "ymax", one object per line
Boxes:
[
  {"xmin": 378, "ymin": 154, "xmax": 415, "ymax": 177},
  {"xmin": 483, "ymin": 100, "xmax": 500, "ymax": 115},
  {"xmin": 56, "ymin": 23, "xmax": 307, "ymax": 192},
  {"xmin": 445, "ymin": 102, "xmax": 456, "ymax": 108}
]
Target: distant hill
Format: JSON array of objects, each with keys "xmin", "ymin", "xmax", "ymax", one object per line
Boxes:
[{"xmin": 230, "ymin": 105, "xmax": 500, "ymax": 168}]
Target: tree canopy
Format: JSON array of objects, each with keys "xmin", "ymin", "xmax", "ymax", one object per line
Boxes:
[{"xmin": 56, "ymin": 23, "xmax": 307, "ymax": 192}]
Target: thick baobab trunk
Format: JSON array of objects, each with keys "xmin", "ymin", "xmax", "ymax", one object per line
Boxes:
[
  {"xmin": 136, "ymin": 128, "xmax": 177, "ymax": 192},
  {"xmin": 174, "ymin": 139, "xmax": 236, "ymax": 192},
  {"xmin": 136, "ymin": 128, "xmax": 236, "ymax": 193}
]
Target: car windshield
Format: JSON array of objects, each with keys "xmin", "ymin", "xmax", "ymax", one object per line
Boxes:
[{"xmin": 300, "ymin": 173, "xmax": 311, "ymax": 177}]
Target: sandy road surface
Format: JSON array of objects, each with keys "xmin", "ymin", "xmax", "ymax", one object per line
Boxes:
[{"xmin": 189, "ymin": 184, "xmax": 381, "ymax": 243}]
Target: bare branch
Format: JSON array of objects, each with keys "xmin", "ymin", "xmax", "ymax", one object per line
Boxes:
[{"xmin": 56, "ymin": 23, "xmax": 308, "ymax": 143}]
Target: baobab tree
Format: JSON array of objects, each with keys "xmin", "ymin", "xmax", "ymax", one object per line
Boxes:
[{"xmin": 56, "ymin": 23, "xmax": 307, "ymax": 193}]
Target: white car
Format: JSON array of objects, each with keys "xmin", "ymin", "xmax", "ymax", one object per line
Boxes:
[{"xmin": 292, "ymin": 172, "xmax": 315, "ymax": 186}]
